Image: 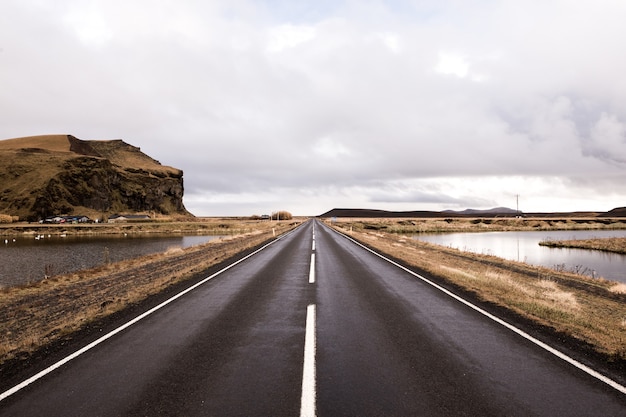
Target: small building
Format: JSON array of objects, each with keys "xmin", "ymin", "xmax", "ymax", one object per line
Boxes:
[
  {"xmin": 42, "ymin": 216, "xmax": 64, "ymax": 224},
  {"xmin": 41, "ymin": 215, "xmax": 91, "ymax": 224},
  {"xmin": 108, "ymin": 214, "xmax": 151, "ymax": 223},
  {"xmin": 64, "ymin": 215, "xmax": 91, "ymax": 223}
]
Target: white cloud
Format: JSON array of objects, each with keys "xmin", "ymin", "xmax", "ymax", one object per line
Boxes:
[
  {"xmin": 435, "ymin": 52, "xmax": 469, "ymax": 78},
  {"xmin": 312, "ymin": 137, "xmax": 352, "ymax": 159},
  {"xmin": 588, "ymin": 113, "xmax": 626, "ymax": 164},
  {"xmin": 373, "ymin": 32, "xmax": 401, "ymax": 54},
  {"xmin": 2, "ymin": 0, "xmax": 626, "ymax": 216},
  {"xmin": 64, "ymin": 4, "xmax": 113, "ymax": 46},
  {"xmin": 267, "ymin": 24, "xmax": 317, "ymax": 52}
]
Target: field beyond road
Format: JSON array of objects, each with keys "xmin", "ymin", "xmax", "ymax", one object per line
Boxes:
[
  {"xmin": 540, "ymin": 237, "xmax": 626, "ymax": 255},
  {"xmin": 333, "ymin": 216, "xmax": 626, "ymax": 233}
]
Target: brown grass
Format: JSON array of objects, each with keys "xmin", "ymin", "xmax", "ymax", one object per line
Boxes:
[
  {"xmin": 0, "ymin": 217, "xmax": 282, "ymax": 237},
  {"xmin": 330, "ymin": 220, "xmax": 626, "ymax": 361},
  {"xmin": 0, "ymin": 220, "xmax": 299, "ymax": 365},
  {"xmin": 88, "ymin": 139, "xmax": 180, "ymax": 173},
  {"xmin": 331, "ymin": 216, "xmax": 626, "ymax": 233},
  {"xmin": 610, "ymin": 283, "xmax": 626, "ymax": 294},
  {"xmin": 539, "ymin": 237, "xmax": 626, "ymax": 255},
  {"xmin": 0, "ymin": 135, "xmax": 71, "ymax": 152}
]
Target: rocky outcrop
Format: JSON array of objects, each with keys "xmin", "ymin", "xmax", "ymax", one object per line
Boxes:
[{"xmin": 0, "ymin": 135, "xmax": 191, "ymax": 221}]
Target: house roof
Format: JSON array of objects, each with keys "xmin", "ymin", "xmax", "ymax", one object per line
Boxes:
[{"xmin": 109, "ymin": 214, "xmax": 151, "ymax": 219}]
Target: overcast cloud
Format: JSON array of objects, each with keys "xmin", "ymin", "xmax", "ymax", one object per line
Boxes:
[{"xmin": 2, "ymin": 0, "xmax": 626, "ymax": 216}]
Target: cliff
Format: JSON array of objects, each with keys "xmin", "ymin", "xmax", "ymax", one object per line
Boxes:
[{"xmin": 0, "ymin": 135, "xmax": 191, "ymax": 221}]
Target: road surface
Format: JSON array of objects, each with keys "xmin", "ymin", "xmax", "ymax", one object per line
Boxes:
[{"xmin": 1, "ymin": 220, "xmax": 624, "ymax": 416}]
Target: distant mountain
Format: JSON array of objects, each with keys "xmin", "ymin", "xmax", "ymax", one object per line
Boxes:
[
  {"xmin": 319, "ymin": 207, "xmax": 520, "ymax": 218},
  {"xmin": 318, "ymin": 208, "xmax": 454, "ymax": 218},
  {"xmin": 319, "ymin": 207, "xmax": 622, "ymax": 218},
  {"xmin": 0, "ymin": 134, "xmax": 191, "ymax": 221},
  {"xmin": 442, "ymin": 207, "xmax": 520, "ymax": 215},
  {"xmin": 599, "ymin": 207, "xmax": 626, "ymax": 217}
]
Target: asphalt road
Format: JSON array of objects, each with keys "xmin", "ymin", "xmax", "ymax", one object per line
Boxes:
[{"xmin": 1, "ymin": 220, "xmax": 625, "ymax": 416}]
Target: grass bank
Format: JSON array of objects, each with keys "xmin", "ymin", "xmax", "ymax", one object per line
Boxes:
[
  {"xmin": 329, "ymin": 219, "xmax": 626, "ymax": 365},
  {"xmin": 0, "ymin": 219, "xmax": 299, "ymax": 367},
  {"xmin": 332, "ymin": 216, "xmax": 626, "ymax": 233},
  {"xmin": 0, "ymin": 217, "xmax": 282, "ymax": 237},
  {"xmin": 540, "ymin": 237, "xmax": 626, "ymax": 255}
]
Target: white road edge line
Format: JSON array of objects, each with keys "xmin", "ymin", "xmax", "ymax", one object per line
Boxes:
[
  {"xmin": 300, "ymin": 304, "xmax": 317, "ymax": 417},
  {"xmin": 309, "ymin": 253, "xmax": 316, "ymax": 284},
  {"xmin": 328, "ymin": 225, "xmax": 626, "ymax": 396},
  {"xmin": 0, "ymin": 225, "xmax": 303, "ymax": 403}
]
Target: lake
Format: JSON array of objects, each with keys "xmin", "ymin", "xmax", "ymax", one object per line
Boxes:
[
  {"xmin": 0, "ymin": 234, "xmax": 222, "ymax": 287},
  {"xmin": 414, "ymin": 229, "xmax": 626, "ymax": 283}
]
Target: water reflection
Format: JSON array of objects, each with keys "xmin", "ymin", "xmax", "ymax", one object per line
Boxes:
[
  {"xmin": 414, "ymin": 229, "xmax": 626, "ymax": 283},
  {"xmin": 0, "ymin": 234, "xmax": 222, "ymax": 287}
]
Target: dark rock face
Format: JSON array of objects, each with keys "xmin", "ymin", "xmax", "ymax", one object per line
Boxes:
[
  {"xmin": 0, "ymin": 135, "xmax": 191, "ymax": 221},
  {"xmin": 31, "ymin": 158, "xmax": 187, "ymax": 220}
]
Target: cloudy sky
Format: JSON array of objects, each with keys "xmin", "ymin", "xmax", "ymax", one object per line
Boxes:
[{"xmin": 2, "ymin": 0, "xmax": 626, "ymax": 216}]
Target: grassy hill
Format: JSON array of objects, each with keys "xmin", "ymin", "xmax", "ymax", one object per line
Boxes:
[{"xmin": 0, "ymin": 135, "xmax": 190, "ymax": 221}]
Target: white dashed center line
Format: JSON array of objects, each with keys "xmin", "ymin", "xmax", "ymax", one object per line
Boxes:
[{"xmin": 300, "ymin": 304, "xmax": 317, "ymax": 417}]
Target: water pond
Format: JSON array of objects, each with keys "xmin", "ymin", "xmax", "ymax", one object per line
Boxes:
[
  {"xmin": 414, "ymin": 229, "xmax": 626, "ymax": 283},
  {"xmin": 0, "ymin": 234, "xmax": 222, "ymax": 287}
]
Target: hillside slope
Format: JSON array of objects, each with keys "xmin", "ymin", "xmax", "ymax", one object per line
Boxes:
[
  {"xmin": 599, "ymin": 207, "xmax": 626, "ymax": 217},
  {"xmin": 318, "ymin": 208, "xmax": 455, "ymax": 218},
  {"xmin": 0, "ymin": 135, "xmax": 190, "ymax": 221}
]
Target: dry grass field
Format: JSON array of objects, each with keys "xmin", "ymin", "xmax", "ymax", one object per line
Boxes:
[
  {"xmin": 330, "ymin": 216, "xmax": 626, "ymax": 233},
  {"xmin": 0, "ymin": 135, "xmax": 175, "ymax": 173},
  {"xmin": 328, "ymin": 218, "xmax": 626, "ymax": 364},
  {"xmin": 87, "ymin": 138, "xmax": 180, "ymax": 174},
  {"xmin": 0, "ymin": 217, "xmax": 281, "ymax": 237},
  {"xmin": 0, "ymin": 219, "xmax": 299, "ymax": 367},
  {"xmin": 540, "ymin": 237, "xmax": 626, "ymax": 255},
  {"xmin": 0, "ymin": 135, "xmax": 71, "ymax": 152}
]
